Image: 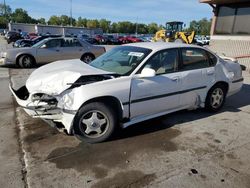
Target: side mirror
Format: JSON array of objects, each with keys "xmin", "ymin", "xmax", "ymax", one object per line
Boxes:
[
  {"xmin": 40, "ymin": 44, "xmax": 47, "ymax": 48},
  {"xmin": 138, "ymin": 68, "xmax": 156, "ymax": 78}
]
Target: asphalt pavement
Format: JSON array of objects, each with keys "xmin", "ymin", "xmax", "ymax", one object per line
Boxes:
[{"xmin": 1, "ymin": 38, "xmax": 250, "ymax": 188}]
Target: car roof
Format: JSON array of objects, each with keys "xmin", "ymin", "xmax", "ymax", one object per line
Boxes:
[{"xmin": 125, "ymin": 42, "xmax": 203, "ymax": 51}]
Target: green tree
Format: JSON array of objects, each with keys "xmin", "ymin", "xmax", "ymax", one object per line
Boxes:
[
  {"xmin": 99, "ymin": 19, "xmax": 111, "ymax": 33},
  {"xmin": 116, "ymin": 21, "xmax": 135, "ymax": 33},
  {"xmin": 86, "ymin": 19, "xmax": 99, "ymax": 28},
  {"xmin": 48, "ymin": 15, "xmax": 61, "ymax": 25},
  {"xmin": 136, "ymin": 23, "xmax": 148, "ymax": 34},
  {"xmin": 76, "ymin": 17, "xmax": 87, "ymax": 27},
  {"xmin": 37, "ymin": 18, "xmax": 46, "ymax": 25},
  {"xmin": 188, "ymin": 18, "xmax": 211, "ymax": 35},
  {"xmin": 60, "ymin": 15, "xmax": 70, "ymax": 26},
  {"xmin": 110, "ymin": 22, "xmax": 118, "ymax": 33},
  {"xmin": 148, "ymin": 23, "xmax": 159, "ymax": 34},
  {"xmin": 11, "ymin": 8, "xmax": 36, "ymax": 23}
]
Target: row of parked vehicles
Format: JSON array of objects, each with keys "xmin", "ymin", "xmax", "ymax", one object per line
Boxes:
[
  {"xmin": 77, "ymin": 34, "xmax": 152, "ymax": 45},
  {"xmin": 3, "ymin": 30, "xmax": 153, "ymax": 46}
]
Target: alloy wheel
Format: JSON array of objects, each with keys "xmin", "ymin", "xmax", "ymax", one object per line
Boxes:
[
  {"xmin": 80, "ymin": 110, "xmax": 109, "ymax": 138},
  {"xmin": 210, "ymin": 88, "xmax": 224, "ymax": 109}
]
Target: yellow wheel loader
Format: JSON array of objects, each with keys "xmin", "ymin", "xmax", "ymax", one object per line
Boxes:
[{"xmin": 153, "ymin": 21, "xmax": 195, "ymax": 44}]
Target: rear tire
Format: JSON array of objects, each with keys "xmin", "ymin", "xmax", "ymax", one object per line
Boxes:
[
  {"xmin": 205, "ymin": 84, "xmax": 227, "ymax": 112},
  {"xmin": 18, "ymin": 55, "xmax": 36, "ymax": 68},
  {"xmin": 73, "ymin": 102, "xmax": 117, "ymax": 143}
]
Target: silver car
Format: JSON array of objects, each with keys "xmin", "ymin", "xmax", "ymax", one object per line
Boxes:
[{"xmin": 0, "ymin": 37, "xmax": 106, "ymax": 68}]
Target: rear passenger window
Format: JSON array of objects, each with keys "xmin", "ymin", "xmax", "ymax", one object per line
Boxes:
[{"xmin": 180, "ymin": 48, "xmax": 210, "ymax": 71}]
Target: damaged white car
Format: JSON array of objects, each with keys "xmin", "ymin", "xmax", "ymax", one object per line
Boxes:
[{"xmin": 10, "ymin": 42, "xmax": 244, "ymax": 143}]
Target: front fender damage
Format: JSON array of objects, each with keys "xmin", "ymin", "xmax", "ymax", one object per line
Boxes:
[{"xmin": 11, "ymin": 74, "xmax": 118, "ymax": 135}]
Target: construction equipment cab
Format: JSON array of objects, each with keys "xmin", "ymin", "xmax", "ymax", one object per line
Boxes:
[{"xmin": 153, "ymin": 21, "xmax": 195, "ymax": 44}]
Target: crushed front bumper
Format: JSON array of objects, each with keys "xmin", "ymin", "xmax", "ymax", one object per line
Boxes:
[{"xmin": 9, "ymin": 85, "xmax": 76, "ymax": 134}]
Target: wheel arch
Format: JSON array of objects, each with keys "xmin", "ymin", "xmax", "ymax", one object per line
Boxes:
[
  {"xmin": 72, "ymin": 95, "xmax": 124, "ymax": 132},
  {"xmin": 209, "ymin": 81, "xmax": 229, "ymax": 94},
  {"xmin": 16, "ymin": 53, "xmax": 36, "ymax": 66}
]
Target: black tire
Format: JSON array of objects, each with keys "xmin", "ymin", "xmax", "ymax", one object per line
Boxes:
[
  {"xmin": 73, "ymin": 102, "xmax": 117, "ymax": 143},
  {"xmin": 205, "ymin": 84, "xmax": 227, "ymax": 112},
  {"xmin": 80, "ymin": 54, "xmax": 95, "ymax": 64},
  {"xmin": 18, "ymin": 55, "xmax": 36, "ymax": 68}
]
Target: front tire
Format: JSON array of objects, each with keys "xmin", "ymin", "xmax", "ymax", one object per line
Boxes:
[
  {"xmin": 205, "ymin": 84, "xmax": 227, "ymax": 112},
  {"xmin": 73, "ymin": 102, "xmax": 117, "ymax": 143},
  {"xmin": 18, "ymin": 55, "xmax": 36, "ymax": 68}
]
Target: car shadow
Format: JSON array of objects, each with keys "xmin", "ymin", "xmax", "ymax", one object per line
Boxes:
[
  {"xmin": 0, "ymin": 63, "xmax": 45, "ymax": 69},
  {"xmin": 112, "ymin": 83, "xmax": 250, "ymax": 141}
]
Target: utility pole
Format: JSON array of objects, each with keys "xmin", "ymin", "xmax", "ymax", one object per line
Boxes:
[
  {"xmin": 3, "ymin": 0, "xmax": 6, "ymax": 17},
  {"xmin": 135, "ymin": 16, "xmax": 138, "ymax": 36},
  {"xmin": 70, "ymin": 0, "xmax": 72, "ymax": 26}
]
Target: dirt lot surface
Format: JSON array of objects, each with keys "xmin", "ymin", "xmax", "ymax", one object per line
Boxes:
[{"xmin": 1, "ymin": 38, "xmax": 250, "ymax": 188}]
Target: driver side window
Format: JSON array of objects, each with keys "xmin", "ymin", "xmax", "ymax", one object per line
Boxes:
[
  {"xmin": 45, "ymin": 39, "xmax": 62, "ymax": 48},
  {"xmin": 143, "ymin": 49, "xmax": 178, "ymax": 75}
]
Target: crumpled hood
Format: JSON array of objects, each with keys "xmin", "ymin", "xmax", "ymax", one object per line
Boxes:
[{"xmin": 26, "ymin": 59, "xmax": 111, "ymax": 95}]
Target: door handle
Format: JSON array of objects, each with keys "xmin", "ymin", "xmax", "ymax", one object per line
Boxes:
[
  {"xmin": 171, "ymin": 77, "xmax": 179, "ymax": 81},
  {"xmin": 207, "ymin": 70, "xmax": 214, "ymax": 75}
]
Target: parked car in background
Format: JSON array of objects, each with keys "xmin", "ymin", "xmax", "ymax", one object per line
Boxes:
[
  {"xmin": 10, "ymin": 42, "xmax": 243, "ymax": 143},
  {"xmin": 13, "ymin": 35, "xmax": 62, "ymax": 48},
  {"xmin": 121, "ymin": 36, "xmax": 143, "ymax": 43},
  {"xmin": 20, "ymin": 32, "xmax": 29, "ymax": 39},
  {"xmin": 27, "ymin": 33, "xmax": 38, "ymax": 40},
  {"xmin": 104, "ymin": 35, "xmax": 120, "ymax": 45},
  {"xmin": 194, "ymin": 36, "xmax": 210, "ymax": 46},
  {"xmin": 5, "ymin": 31, "xmax": 22, "ymax": 44},
  {"xmin": 95, "ymin": 35, "xmax": 108, "ymax": 44},
  {"xmin": 83, "ymin": 37, "xmax": 99, "ymax": 45},
  {"xmin": 1, "ymin": 37, "xmax": 106, "ymax": 68}
]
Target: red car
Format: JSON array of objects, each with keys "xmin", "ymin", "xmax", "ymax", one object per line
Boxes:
[
  {"xmin": 119, "ymin": 36, "xmax": 143, "ymax": 43},
  {"xmin": 94, "ymin": 35, "xmax": 107, "ymax": 44},
  {"xmin": 28, "ymin": 33, "xmax": 38, "ymax": 40}
]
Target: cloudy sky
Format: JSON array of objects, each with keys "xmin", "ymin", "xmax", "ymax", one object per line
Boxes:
[{"xmin": 6, "ymin": 0, "xmax": 212, "ymax": 24}]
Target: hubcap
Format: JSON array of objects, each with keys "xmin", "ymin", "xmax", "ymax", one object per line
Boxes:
[
  {"xmin": 211, "ymin": 88, "xmax": 224, "ymax": 109},
  {"xmin": 80, "ymin": 110, "xmax": 108, "ymax": 138},
  {"xmin": 23, "ymin": 56, "xmax": 32, "ymax": 67},
  {"xmin": 84, "ymin": 56, "xmax": 92, "ymax": 63}
]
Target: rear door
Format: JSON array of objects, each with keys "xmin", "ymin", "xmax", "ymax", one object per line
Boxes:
[
  {"xmin": 178, "ymin": 47, "xmax": 211, "ymax": 108},
  {"xmin": 60, "ymin": 38, "xmax": 85, "ymax": 60},
  {"xmin": 36, "ymin": 38, "xmax": 63, "ymax": 63},
  {"xmin": 130, "ymin": 49, "xmax": 181, "ymax": 119}
]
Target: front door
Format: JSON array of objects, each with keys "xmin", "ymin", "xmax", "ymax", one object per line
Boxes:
[{"xmin": 130, "ymin": 49, "xmax": 181, "ymax": 119}]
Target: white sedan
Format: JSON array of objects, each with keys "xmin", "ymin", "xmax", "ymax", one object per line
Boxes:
[{"xmin": 10, "ymin": 42, "xmax": 243, "ymax": 143}]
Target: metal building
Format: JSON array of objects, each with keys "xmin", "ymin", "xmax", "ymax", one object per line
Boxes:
[
  {"xmin": 8, "ymin": 23, "xmax": 103, "ymax": 36},
  {"xmin": 200, "ymin": 0, "xmax": 250, "ymax": 69}
]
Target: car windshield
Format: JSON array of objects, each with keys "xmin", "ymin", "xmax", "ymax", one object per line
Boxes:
[{"xmin": 89, "ymin": 46, "xmax": 152, "ymax": 75}]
